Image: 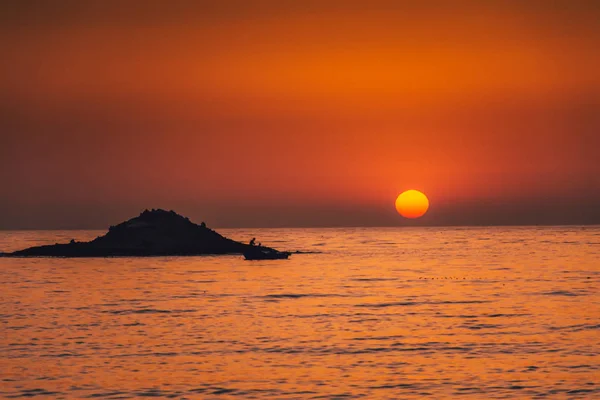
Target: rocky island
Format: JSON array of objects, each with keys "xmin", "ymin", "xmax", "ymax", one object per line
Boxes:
[{"xmin": 1, "ymin": 209, "xmax": 281, "ymax": 257}]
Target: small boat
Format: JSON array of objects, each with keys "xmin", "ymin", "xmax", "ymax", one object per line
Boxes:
[{"xmin": 243, "ymin": 248, "xmax": 291, "ymax": 260}]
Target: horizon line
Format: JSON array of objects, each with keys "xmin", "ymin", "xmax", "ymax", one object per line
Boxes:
[{"xmin": 1, "ymin": 222, "xmax": 600, "ymax": 231}]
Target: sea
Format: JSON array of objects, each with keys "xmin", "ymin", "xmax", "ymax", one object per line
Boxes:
[{"xmin": 1, "ymin": 227, "xmax": 599, "ymax": 399}]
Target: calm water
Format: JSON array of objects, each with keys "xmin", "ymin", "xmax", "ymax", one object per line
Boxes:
[{"xmin": 1, "ymin": 227, "xmax": 599, "ymax": 399}]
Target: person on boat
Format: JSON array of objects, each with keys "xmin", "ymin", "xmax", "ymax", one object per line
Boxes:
[{"xmin": 249, "ymin": 238, "xmax": 256, "ymax": 246}]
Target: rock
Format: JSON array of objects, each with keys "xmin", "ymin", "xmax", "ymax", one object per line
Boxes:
[{"xmin": 2, "ymin": 209, "xmax": 278, "ymax": 257}]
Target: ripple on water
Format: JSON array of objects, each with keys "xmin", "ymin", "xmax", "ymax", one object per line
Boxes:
[
  {"xmin": 101, "ymin": 308, "xmax": 197, "ymax": 315},
  {"xmin": 4, "ymin": 388, "xmax": 63, "ymax": 398},
  {"xmin": 261, "ymin": 293, "xmax": 351, "ymax": 299},
  {"xmin": 540, "ymin": 290, "xmax": 585, "ymax": 297},
  {"xmin": 1, "ymin": 227, "xmax": 598, "ymax": 399},
  {"xmin": 355, "ymin": 300, "xmax": 492, "ymax": 308}
]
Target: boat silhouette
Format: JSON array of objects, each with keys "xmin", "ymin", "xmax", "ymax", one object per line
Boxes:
[{"xmin": 243, "ymin": 248, "xmax": 291, "ymax": 260}]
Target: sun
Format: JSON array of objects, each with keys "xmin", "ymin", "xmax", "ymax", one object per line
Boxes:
[{"xmin": 395, "ymin": 190, "xmax": 429, "ymax": 219}]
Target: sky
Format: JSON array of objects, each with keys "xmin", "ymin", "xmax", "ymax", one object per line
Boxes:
[{"xmin": 1, "ymin": 0, "xmax": 599, "ymax": 228}]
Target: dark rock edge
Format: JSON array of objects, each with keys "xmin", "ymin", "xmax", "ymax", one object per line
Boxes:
[{"xmin": 0, "ymin": 209, "xmax": 281, "ymax": 258}]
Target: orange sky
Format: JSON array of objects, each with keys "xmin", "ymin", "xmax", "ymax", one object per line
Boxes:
[{"xmin": 1, "ymin": 1, "xmax": 599, "ymax": 228}]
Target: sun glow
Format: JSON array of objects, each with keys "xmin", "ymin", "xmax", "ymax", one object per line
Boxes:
[{"xmin": 395, "ymin": 190, "xmax": 429, "ymax": 219}]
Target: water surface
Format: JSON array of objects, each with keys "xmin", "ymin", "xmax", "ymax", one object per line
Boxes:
[{"xmin": 1, "ymin": 227, "xmax": 599, "ymax": 398}]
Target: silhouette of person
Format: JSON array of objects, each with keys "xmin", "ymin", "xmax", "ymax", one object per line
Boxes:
[{"xmin": 249, "ymin": 238, "xmax": 256, "ymax": 246}]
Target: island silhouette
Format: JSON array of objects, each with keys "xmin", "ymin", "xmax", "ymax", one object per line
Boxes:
[{"xmin": 1, "ymin": 209, "xmax": 287, "ymax": 258}]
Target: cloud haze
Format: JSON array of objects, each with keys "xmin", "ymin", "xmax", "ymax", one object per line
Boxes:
[{"xmin": 1, "ymin": 0, "xmax": 599, "ymax": 228}]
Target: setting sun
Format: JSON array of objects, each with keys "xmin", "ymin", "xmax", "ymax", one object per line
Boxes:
[{"xmin": 395, "ymin": 190, "xmax": 430, "ymax": 219}]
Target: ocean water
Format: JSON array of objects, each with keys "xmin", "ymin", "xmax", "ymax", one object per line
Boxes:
[{"xmin": 0, "ymin": 227, "xmax": 599, "ymax": 399}]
